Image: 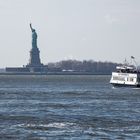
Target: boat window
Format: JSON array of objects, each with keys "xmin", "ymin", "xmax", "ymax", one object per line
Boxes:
[
  {"xmin": 130, "ymin": 78, "xmax": 133, "ymax": 82},
  {"xmin": 113, "ymin": 76, "xmax": 125, "ymax": 81},
  {"xmin": 138, "ymin": 77, "xmax": 140, "ymax": 82},
  {"xmin": 127, "ymin": 77, "xmax": 134, "ymax": 82}
]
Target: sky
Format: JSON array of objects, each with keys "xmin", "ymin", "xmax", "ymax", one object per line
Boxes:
[{"xmin": 0, "ymin": 0, "xmax": 140, "ymax": 67}]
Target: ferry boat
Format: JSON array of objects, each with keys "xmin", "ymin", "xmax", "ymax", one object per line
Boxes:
[{"xmin": 110, "ymin": 57, "xmax": 140, "ymax": 87}]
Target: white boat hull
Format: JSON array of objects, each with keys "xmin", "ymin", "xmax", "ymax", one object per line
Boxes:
[{"xmin": 110, "ymin": 72, "xmax": 140, "ymax": 87}]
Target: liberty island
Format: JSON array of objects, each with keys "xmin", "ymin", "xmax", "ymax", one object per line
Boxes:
[{"xmin": 3, "ymin": 24, "xmax": 118, "ymax": 75}]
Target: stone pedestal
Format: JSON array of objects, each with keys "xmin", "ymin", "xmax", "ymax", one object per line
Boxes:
[
  {"xmin": 28, "ymin": 47, "xmax": 42, "ymax": 67},
  {"xmin": 26, "ymin": 47, "xmax": 47, "ymax": 72}
]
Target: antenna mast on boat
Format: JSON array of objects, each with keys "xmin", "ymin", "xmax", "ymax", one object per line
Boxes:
[{"xmin": 131, "ymin": 56, "xmax": 137, "ymax": 67}]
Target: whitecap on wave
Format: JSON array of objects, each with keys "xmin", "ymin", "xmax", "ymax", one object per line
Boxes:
[{"xmin": 19, "ymin": 122, "xmax": 76, "ymax": 129}]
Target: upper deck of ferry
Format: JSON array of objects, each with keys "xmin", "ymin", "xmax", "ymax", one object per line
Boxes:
[{"xmin": 116, "ymin": 65, "xmax": 138, "ymax": 74}]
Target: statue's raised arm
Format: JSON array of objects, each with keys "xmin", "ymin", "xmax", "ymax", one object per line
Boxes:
[{"xmin": 30, "ymin": 23, "xmax": 34, "ymax": 32}]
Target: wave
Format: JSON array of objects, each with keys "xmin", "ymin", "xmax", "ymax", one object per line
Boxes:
[{"xmin": 19, "ymin": 122, "xmax": 76, "ymax": 130}]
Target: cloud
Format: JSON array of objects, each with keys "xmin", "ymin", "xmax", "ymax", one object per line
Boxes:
[{"xmin": 104, "ymin": 14, "xmax": 119, "ymax": 24}]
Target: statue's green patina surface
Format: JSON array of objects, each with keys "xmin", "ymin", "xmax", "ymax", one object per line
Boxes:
[{"xmin": 30, "ymin": 23, "xmax": 37, "ymax": 48}]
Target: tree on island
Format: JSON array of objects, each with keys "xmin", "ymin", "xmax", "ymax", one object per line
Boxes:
[{"xmin": 47, "ymin": 59, "xmax": 119, "ymax": 74}]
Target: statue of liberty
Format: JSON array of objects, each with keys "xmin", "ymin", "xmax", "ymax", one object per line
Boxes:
[{"xmin": 30, "ymin": 23, "xmax": 37, "ymax": 48}]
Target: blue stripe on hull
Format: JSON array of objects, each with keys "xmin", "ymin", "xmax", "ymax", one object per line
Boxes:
[{"xmin": 111, "ymin": 83, "xmax": 140, "ymax": 88}]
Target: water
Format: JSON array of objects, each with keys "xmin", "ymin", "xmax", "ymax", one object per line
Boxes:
[{"xmin": 0, "ymin": 75, "xmax": 140, "ymax": 140}]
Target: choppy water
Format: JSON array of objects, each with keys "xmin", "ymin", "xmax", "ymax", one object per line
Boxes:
[{"xmin": 0, "ymin": 75, "xmax": 140, "ymax": 140}]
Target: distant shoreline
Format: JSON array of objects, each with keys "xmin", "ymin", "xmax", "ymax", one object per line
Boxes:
[{"xmin": 0, "ymin": 72, "xmax": 111, "ymax": 75}]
